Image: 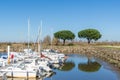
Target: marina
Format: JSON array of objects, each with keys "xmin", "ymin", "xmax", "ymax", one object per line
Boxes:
[
  {"xmin": 0, "ymin": 48, "xmax": 67, "ymax": 80},
  {"xmin": 0, "ymin": 52, "xmax": 120, "ymax": 80},
  {"xmin": 0, "ymin": 0, "xmax": 120, "ymax": 80}
]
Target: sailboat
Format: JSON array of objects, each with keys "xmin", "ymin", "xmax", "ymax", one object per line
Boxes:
[{"xmin": 0, "ymin": 19, "xmax": 39, "ymax": 78}]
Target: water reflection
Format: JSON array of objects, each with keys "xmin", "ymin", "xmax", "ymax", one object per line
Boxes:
[
  {"xmin": 62, "ymin": 54, "xmax": 101, "ymax": 72},
  {"xmin": 59, "ymin": 61, "xmax": 75, "ymax": 71},
  {"xmin": 78, "ymin": 61, "xmax": 101, "ymax": 72},
  {"xmin": 45, "ymin": 72, "xmax": 56, "ymax": 78}
]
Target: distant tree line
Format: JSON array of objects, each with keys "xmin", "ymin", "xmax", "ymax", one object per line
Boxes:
[
  {"xmin": 0, "ymin": 28, "xmax": 102, "ymax": 46},
  {"xmin": 52, "ymin": 28, "xmax": 102, "ymax": 45}
]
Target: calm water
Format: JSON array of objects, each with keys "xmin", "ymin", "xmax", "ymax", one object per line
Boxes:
[
  {"xmin": 44, "ymin": 54, "xmax": 120, "ymax": 80},
  {"xmin": 0, "ymin": 53, "xmax": 120, "ymax": 80},
  {"xmin": 0, "ymin": 52, "xmax": 7, "ymax": 57}
]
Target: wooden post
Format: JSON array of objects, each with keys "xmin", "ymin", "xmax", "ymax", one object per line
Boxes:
[
  {"xmin": 26, "ymin": 71, "xmax": 29, "ymax": 80},
  {"xmin": 11, "ymin": 71, "xmax": 13, "ymax": 79}
]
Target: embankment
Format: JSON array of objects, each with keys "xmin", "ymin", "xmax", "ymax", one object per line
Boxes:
[{"xmin": 46, "ymin": 46, "xmax": 120, "ymax": 70}]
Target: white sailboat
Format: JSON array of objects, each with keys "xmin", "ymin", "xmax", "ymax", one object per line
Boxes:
[
  {"xmin": 0, "ymin": 19, "xmax": 38, "ymax": 78},
  {"xmin": 1, "ymin": 62, "xmax": 38, "ymax": 78}
]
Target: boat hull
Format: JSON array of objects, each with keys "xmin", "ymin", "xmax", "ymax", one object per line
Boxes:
[{"xmin": 6, "ymin": 71, "xmax": 37, "ymax": 78}]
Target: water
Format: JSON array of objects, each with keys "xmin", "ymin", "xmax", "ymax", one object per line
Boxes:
[
  {"xmin": 0, "ymin": 52, "xmax": 7, "ymax": 57},
  {"xmin": 44, "ymin": 54, "xmax": 120, "ymax": 80}
]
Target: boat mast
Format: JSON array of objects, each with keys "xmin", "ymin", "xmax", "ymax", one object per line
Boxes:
[
  {"xmin": 38, "ymin": 21, "xmax": 42, "ymax": 55},
  {"xmin": 28, "ymin": 18, "xmax": 30, "ymax": 52},
  {"xmin": 51, "ymin": 28, "xmax": 53, "ymax": 49}
]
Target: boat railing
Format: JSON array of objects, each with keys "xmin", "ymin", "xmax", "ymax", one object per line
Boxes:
[{"xmin": 0, "ymin": 72, "xmax": 7, "ymax": 80}]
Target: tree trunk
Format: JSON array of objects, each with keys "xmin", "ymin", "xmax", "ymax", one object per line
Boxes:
[
  {"xmin": 63, "ymin": 39, "xmax": 65, "ymax": 45},
  {"xmin": 87, "ymin": 38, "xmax": 91, "ymax": 44},
  {"xmin": 87, "ymin": 57, "xmax": 91, "ymax": 65},
  {"xmin": 55, "ymin": 42, "xmax": 58, "ymax": 45}
]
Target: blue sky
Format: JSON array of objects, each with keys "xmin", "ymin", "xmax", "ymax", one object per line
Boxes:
[{"xmin": 0, "ymin": 0, "xmax": 120, "ymax": 42}]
